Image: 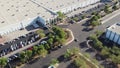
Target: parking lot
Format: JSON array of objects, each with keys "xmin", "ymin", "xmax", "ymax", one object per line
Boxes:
[{"xmin": 0, "ymin": 32, "xmax": 40, "ymax": 62}]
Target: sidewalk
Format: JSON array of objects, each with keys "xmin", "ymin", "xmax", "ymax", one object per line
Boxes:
[{"xmin": 100, "ymin": 8, "xmax": 120, "ymax": 24}]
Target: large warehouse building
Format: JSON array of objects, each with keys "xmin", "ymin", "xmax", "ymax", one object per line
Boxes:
[
  {"xmin": 0, "ymin": 0, "xmax": 100, "ymax": 35},
  {"xmin": 106, "ymin": 23, "xmax": 120, "ymax": 45}
]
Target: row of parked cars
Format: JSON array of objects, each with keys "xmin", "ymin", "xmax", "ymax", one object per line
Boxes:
[{"xmin": 0, "ymin": 32, "xmax": 40, "ymax": 62}]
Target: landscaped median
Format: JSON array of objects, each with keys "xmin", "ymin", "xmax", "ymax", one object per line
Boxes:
[{"xmin": 64, "ymin": 28, "xmax": 74, "ymax": 45}]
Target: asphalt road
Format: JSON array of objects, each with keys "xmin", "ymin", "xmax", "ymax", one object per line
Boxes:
[{"xmin": 22, "ymin": 5, "xmax": 120, "ymax": 68}]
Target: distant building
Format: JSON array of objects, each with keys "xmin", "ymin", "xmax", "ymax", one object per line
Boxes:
[{"xmin": 106, "ymin": 23, "xmax": 120, "ymax": 45}]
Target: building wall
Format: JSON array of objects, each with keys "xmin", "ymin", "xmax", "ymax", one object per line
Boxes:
[
  {"xmin": 106, "ymin": 29, "xmax": 120, "ymax": 45},
  {"xmin": 113, "ymin": 33, "xmax": 119, "ymax": 43}
]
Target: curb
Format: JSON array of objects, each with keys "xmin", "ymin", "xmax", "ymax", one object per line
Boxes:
[{"xmin": 65, "ymin": 29, "xmax": 74, "ymax": 45}]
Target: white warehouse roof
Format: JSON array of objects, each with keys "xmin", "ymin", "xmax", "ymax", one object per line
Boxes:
[
  {"xmin": 0, "ymin": 0, "xmax": 55, "ymax": 32},
  {"xmin": 0, "ymin": 0, "xmax": 100, "ymax": 35},
  {"xmin": 107, "ymin": 23, "xmax": 120, "ymax": 34},
  {"xmin": 33, "ymin": 0, "xmax": 100, "ymax": 12}
]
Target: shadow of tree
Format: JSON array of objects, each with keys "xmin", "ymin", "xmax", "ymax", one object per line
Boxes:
[
  {"xmin": 85, "ymin": 48, "xmax": 95, "ymax": 53},
  {"xmin": 66, "ymin": 62, "xmax": 77, "ymax": 68},
  {"xmin": 101, "ymin": 60, "xmax": 118, "ymax": 68},
  {"xmin": 79, "ymin": 41, "xmax": 88, "ymax": 48},
  {"xmin": 42, "ymin": 65, "xmax": 49, "ymax": 68},
  {"xmin": 57, "ymin": 55, "xmax": 65, "ymax": 63}
]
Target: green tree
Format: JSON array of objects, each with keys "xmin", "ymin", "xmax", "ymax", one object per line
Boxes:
[
  {"xmin": 37, "ymin": 48, "xmax": 48, "ymax": 58},
  {"xmin": 26, "ymin": 50, "xmax": 33, "ymax": 61},
  {"xmin": 72, "ymin": 17, "xmax": 79, "ymax": 22},
  {"xmin": 91, "ymin": 20, "xmax": 100, "ymax": 27},
  {"xmin": 104, "ymin": 5, "xmax": 110, "ymax": 14},
  {"xmin": 70, "ymin": 47, "xmax": 80, "ymax": 56},
  {"xmin": 96, "ymin": 13, "xmax": 101, "ymax": 19},
  {"xmin": 47, "ymin": 38, "xmax": 53, "ymax": 45},
  {"xmin": 112, "ymin": 5, "xmax": 118, "ymax": 10},
  {"xmin": 101, "ymin": 47, "xmax": 110, "ymax": 58},
  {"xmin": 0, "ymin": 58, "xmax": 7, "ymax": 68},
  {"xmin": 33, "ymin": 46, "xmax": 38, "ymax": 55},
  {"xmin": 38, "ymin": 45, "xmax": 44, "ymax": 50},
  {"xmin": 50, "ymin": 59, "xmax": 59, "ymax": 65},
  {"xmin": 57, "ymin": 11, "xmax": 66, "ymax": 21},
  {"xmin": 52, "ymin": 26, "xmax": 67, "ymax": 39},
  {"xmin": 44, "ymin": 43, "xmax": 50, "ymax": 50},
  {"xmin": 39, "ymin": 33, "xmax": 45, "ymax": 38},
  {"xmin": 89, "ymin": 34, "xmax": 98, "ymax": 41},
  {"xmin": 92, "ymin": 12, "xmax": 97, "ymax": 15},
  {"xmin": 37, "ymin": 45, "xmax": 48, "ymax": 58},
  {"xmin": 74, "ymin": 57, "xmax": 87, "ymax": 68},
  {"xmin": 91, "ymin": 16, "xmax": 99, "ymax": 21},
  {"xmin": 19, "ymin": 51, "xmax": 27, "ymax": 63},
  {"xmin": 95, "ymin": 30, "xmax": 103, "ymax": 37},
  {"xmin": 64, "ymin": 49, "xmax": 71, "ymax": 59},
  {"xmin": 110, "ymin": 55, "xmax": 120, "ymax": 64},
  {"xmin": 111, "ymin": 46, "xmax": 120, "ymax": 55},
  {"xmin": 64, "ymin": 48, "xmax": 80, "ymax": 60},
  {"xmin": 48, "ymin": 33, "xmax": 54, "ymax": 38},
  {"xmin": 36, "ymin": 29, "xmax": 45, "ymax": 38},
  {"xmin": 94, "ymin": 40, "xmax": 103, "ymax": 49},
  {"xmin": 81, "ymin": 15, "xmax": 85, "ymax": 19}
]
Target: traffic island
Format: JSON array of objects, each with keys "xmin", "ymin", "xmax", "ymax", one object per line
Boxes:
[{"xmin": 63, "ymin": 28, "xmax": 74, "ymax": 45}]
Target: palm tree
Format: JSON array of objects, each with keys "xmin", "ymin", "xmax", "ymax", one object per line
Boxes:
[{"xmin": 0, "ymin": 58, "xmax": 7, "ymax": 68}]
